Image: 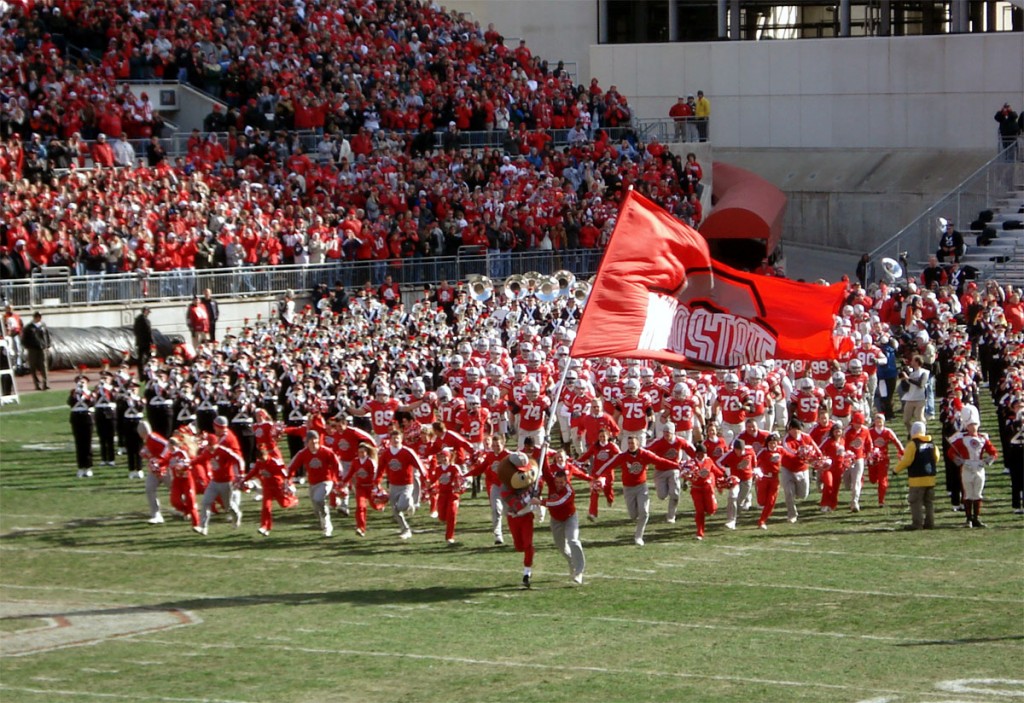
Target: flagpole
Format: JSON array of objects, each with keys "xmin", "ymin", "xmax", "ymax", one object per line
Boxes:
[{"xmin": 535, "ymin": 351, "xmax": 574, "ymax": 490}]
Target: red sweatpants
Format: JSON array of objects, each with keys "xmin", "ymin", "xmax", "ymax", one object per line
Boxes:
[
  {"xmin": 756, "ymin": 476, "xmax": 779, "ymax": 525},
  {"xmin": 170, "ymin": 477, "xmax": 199, "ymax": 527},
  {"xmin": 588, "ymin": 476, "xmax": 615, "ymax": 517},
  {"xmin": 507, "ymin": 513, "xmax": 535, "ymax": 567},
  {"xmin": 690, "ymin": 484, "xmax": 718, "ymax": 538},
  {"xmin": 820, "ymin": 468, "xmax": 843, "ymax": 510},
  {"xmin": 867, "ymin": 461, "xmax": 890, "ymax": 504},
  {"xmin": 436, "ymin": 492, "xmax": 460, "ymax": 541},
  {"xmin": 259, "ymin": 484, "xmax": 298, "ymax": 531}
]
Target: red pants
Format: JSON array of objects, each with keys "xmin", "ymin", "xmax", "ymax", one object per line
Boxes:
[
  {"xmin": 436, "ymin": 492, "xmax": 460, "ymax": 541},
  {"xmin": 820, "ymin": 468, "xmax": 843, "ymax": 510},
  {"xmin": 690, "ymin": 484, "xmax": 718, "ymax": 538},
  {"xmin": 507, "ymin": 513, "xmax": 535, "ymax": 567},
  {"xmin": 588, "ymin": 476, "xmax": 615, "ymax": 517},
  {"xmin": 756, "ymin": 476, "xmax": 779, "ymax": 525},
  {"xmin": 170, "ymin": 477, "xmax": 199, "ymax": 527},
  {"xmin": 867, "ymin": 461, "xmax": 889, "ymax": 504},
  {"xmin": 259, "ymin": 484, "xmax": 298, "ymax": 531},
  {"xmin": 353, "ymin": 485, "xmax": 373, "ymax": 532}
]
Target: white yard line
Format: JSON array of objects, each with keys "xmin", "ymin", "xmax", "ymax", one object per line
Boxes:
[
  {"xmin": 719, "ymin": 544, "xmax": 1011, "ymax": 565},
  {"xmin": 135, "ymin": 637, "xmax": 910, "ymax": 696},
  {"xmin": 0, "ymin": 405, "xmax": 66, "ymax": 416},
  {"xmin": 3, "ymin": 544, "xmax": 1017, "ymax": 604}
]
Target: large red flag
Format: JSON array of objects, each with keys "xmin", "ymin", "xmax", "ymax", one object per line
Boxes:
[{"xmin": 571, "ymin": 191, "xmax": 851, "ymax": 368}]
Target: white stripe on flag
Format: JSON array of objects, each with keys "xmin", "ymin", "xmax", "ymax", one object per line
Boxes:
[{"xmin": 638, "ymin": 293, "xmax": 678, "ymax": 351}]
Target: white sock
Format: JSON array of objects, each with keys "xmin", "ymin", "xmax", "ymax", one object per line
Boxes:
[{"xmin": 524, "ymin": 567, "xmax": 532, "ymax": 577}]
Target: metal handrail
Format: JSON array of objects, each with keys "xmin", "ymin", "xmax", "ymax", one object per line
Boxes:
[
  {"xmin": 0, "ymin": 249, "xmax": 604, "ymax": 310},
  {"xmin": 867, "ymin": 141, "xmax": 1020, "ymax": 271}
]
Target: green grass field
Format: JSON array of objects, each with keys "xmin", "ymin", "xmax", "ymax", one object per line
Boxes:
[{"xmin": 1, "ymin": 390, "xmax": 1022, "ymax": 703}]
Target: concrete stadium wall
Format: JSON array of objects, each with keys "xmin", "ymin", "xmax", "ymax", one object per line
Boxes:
[
  {"xmin": 713, "ymin": 147, "xmax": 994, "ymax": 253},
  {"xmin": 591, "ymin": 33, "xmax": 1024, "ymax": 150}
]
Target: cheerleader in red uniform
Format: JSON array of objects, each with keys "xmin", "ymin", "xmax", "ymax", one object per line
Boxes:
[
  {"xmin": 242, "ymin": 443, "xmax": 298, "ymax": 535},
  {"xmin": 340, "ymin": 443, "xmax": 384, "ymax": 537},
  {"xmin": 754, "ymin": 433, "xmax": 792, "ymax": 529},
  {"xmin": 683, "ymin": 444, "xmax": 724, "ymax": 540},
  {"xmin": 866, "ymin": 413, "xmax": 904, "ymax": 507},
  {"xmin": 428, "ymin": 448, "xmax": 466, "ymax": 544},
  {"xmin": 166, "ymin": 433, "xmax": 200, "ymax": 528},
  {"xmin": 818, "ymin": 424, "xmax": 848, "ymax": 513},
  {"xmin": 576, "ymin": 426, "xmax": 618, "ymax": 520}
]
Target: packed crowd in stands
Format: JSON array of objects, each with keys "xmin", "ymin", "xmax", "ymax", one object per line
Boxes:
[{"xmin": 0, "ymin": 0, "xmax": 706, "ymax": 285}]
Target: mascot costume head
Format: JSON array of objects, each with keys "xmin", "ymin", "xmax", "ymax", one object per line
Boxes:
[{"xmin": 496, "ymin": 451, "xmax": 540, "ymax": 492}]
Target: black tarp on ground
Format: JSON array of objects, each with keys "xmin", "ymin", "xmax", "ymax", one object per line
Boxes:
[{"xmin": 46, "ymin": 327, "xmax": 184, "ymax": 370}]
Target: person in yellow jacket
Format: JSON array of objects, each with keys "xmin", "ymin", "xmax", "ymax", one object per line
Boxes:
[
  {"xmin": 695, "ymin": 90, "xmax": 711, "ymax": 142},
  {"xmin": 892, "ymin": 421, "xmax": 937, "ymax": 530}
]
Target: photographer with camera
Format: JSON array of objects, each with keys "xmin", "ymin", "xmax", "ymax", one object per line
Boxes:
[
  {"xmin": 994, "ymin": 102, "xmax": 1020, "ymax": 162},
  {"xmin": 898, "ymin": 355, "xmax": 930, "ymax": 436}
]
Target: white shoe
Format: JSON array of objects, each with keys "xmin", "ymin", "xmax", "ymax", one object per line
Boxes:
[
  {"xmin": 695, "ymin": 535, "xmax": 704, "ymax": 541},
  {"xmin": 430, "ymin": 510, "xmax": 439, "ymax": 519},
  {"xmin": 666, "ymin": 517, "xmax": 676, "ymax": 524},
  {"xmin": 233, "ymin": 512, "xmax": 243, "ymax": 528},
  {"xmin": 85, "ymin": 469, "xmax": 93, "ymax": 478},
  {"xmin": 257, "ymin": 527, "xmax": 270, "ymax": 536},
  {"xmin": 724, "ymin": 520, "xmax": 736, "ymax": 530},
  {"xmin": 147, "ymin": 514, "xmax": 164, "ymax": 524},
  {"xmin": 758, "ymin": 523, "xmax": 768, "ymax": 530},
  {"xmin": 494, "ymin": 536, "xmax": 504, "ymax": 545},
  {"xmin": 587, "ymin": 514, "xmax": 597, "ymax": 522},
  {"xmin": 355, "ymin": 528, "xmax": 366, "ymax": 537},
  {"xmin": 572, "ymin": 573, "xmax": 584, "ymax": 585},
  {"xmin": 399, "ymin": 530, "xmax": 412, "ymax": 540},
  {"xmin": 850, "ymin": 502, "xmax": 860, "ymax": 513},
  {"xmin": 324, "ymin": 526, "xmax": 333, "ymax": 538},
  {"xmin": 787, "ymin": 516, "xmax": 798, "ymax": 523},
  {"xmin": 446, "ymin": 538, "xmax": 456, "ymax": 545},
  {"xmin": 193, "ymin": 526, "xmax": 207, "ymax": 535},
  {"xmin": 634, "ymin": 537, "xmax": 645, "ymax": 547}
]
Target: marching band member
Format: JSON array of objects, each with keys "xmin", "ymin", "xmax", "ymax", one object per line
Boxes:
[{"xmin": 68, "ymin": 370, "xmax": 95, "ymax": 478}]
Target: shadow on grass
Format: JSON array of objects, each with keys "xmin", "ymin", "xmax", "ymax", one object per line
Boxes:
[
  {"xmin": 896, "ymin": 634, "xmax": 1024, "ymax": 646},
  {"xmin": 1, "ymin": 584, "xmax": 498, "ymax": 622}
]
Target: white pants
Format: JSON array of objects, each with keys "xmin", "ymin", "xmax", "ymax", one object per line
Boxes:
[
  {"xmin": 390, "ymin": 483, "xmax": 415, "ymax": 531},
  {"xmin": 623, "ymin": 483, "xmax": 650, "ymax": 541},
  {"xmin": 780, "ymin": 469, "xmax": 810, "ymax": 520},
  {"xmin": 488, "ymin": 484, "xmax": 505, "ymax": 539},
  {"xmin": 145, "ymin": 471, "xmax": 170, "ymax": 518},
  {"xmin": 653, "ymin": 469, "xmax": 681, "ymax": 521},
  {"xmin": 517, "ymin": 427, "xmax": 545, "ymax": 450},
  {"xmin": 842, "ymin": 458, "xmax": 865, "ymax": 507},
  {"xmin": 200, "ymin": 480, "xmax": 241, "ymax": 528},
  {"xmin": 726, "ymin": 478, "xmax": 753, "ymax": 524},
  {"xmin": 309, "ymin": 480, "xmax": 334, "ymax": 532},
  {"xmin": 550, "ymin": 514, "xmax": 585, "ymax": 577},
  {"xmin": 961, "ymin": 465, "xmax": 986, "ymax": 501}
]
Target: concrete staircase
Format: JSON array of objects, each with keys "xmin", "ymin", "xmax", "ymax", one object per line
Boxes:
[{"xmin": 962, "ymin": 180, "xmax": 1024, "ymax": 287}]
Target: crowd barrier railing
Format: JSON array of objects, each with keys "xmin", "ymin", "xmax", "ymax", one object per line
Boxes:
[{"xmin": 0, "ymin": 249, "xmax": 604, "ymax": 310}]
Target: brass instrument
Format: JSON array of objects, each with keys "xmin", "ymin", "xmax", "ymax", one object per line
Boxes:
[{"xmin": 553, "ymin": 269, "xmax": 576, "ymax": 297}]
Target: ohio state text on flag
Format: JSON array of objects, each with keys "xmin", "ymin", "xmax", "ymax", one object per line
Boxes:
[{"xmin": 571, "ymin": 191, "xmax": 849, "ymax": 368}]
